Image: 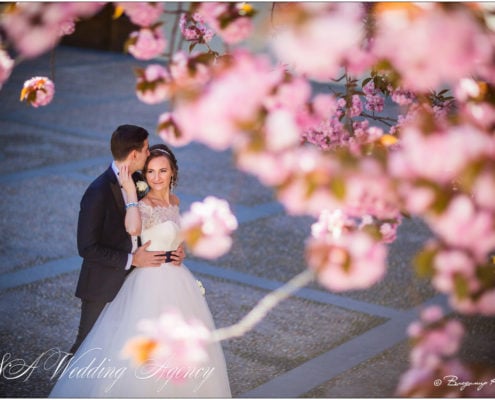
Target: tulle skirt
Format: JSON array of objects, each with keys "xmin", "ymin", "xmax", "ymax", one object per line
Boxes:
[{"xmin": 49, "ymin": 263, "xmax": 231, "ymax": 398}]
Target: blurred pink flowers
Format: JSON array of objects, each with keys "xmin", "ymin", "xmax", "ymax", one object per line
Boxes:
[
  {"xmin": 119, "ymin": 2, "xmax": 163, "ymax": 27},
  {"xmin": 20, "ymin": 76, "xmax": 55, "ymax": 107},
  {"xmin": 1, "ymin": 2, "xmax": 103, "ymax": 58},
  {"xmin": 157, "ymin": 112, "xmax": 191, "ymax": 147},
  {"xmin": 173, "ymin": 50, "xmax": 283, "ymax": 150},
  {"xmin": 271, "ymin": 3, "xmax": 365, "ymax": 81},
  {"xmin": 372, "ymin": 4, "xmax": 493, "ymax": 92},
  {"xmin": 427, "ymin": 195, "xmax": 495, "ymax": 263},
  {"xmin": 122, "ymin": 308, "xmax": 211, "ymax": 380},
  {"xmin": 196, "ymin": 3, "xmax": 254, "ymax": 44},
  {"xmin": 306, "ymin": 210, "xmax": 388, "ymax": 292},
  {"xmin": 127, "ymin": 27, "xmax": 167, "ymax": 60},
  {"xmin": 0, "ymin": 49, "xmax": 14, "ymax": 90},
  {"xmin": 181, "ymin": 196, "xmax": 238, "ymax": 259},
  {"xmin": 389, "ymin": 123, "xmax": 493, "ymax": 185},
  {"xmin": 306, "ymin": 229, "xmax": 387, "ymax": 292},
  {"xmin": 395, "ymin": 305, "xmax": 485, "ymax": 397},
  {"xmin": 135, "ymin": 64, "xmax": 171, "ymax": 104}
]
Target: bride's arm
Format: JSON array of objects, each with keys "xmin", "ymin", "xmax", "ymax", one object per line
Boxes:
[{"xmin": 119, "ymin": 164, "xmax": 142, "ymax": 236}]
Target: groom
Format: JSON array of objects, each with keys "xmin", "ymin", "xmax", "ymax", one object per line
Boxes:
[{"xmin": 70, "ymin": 124, "xmax": 182, "ymax": 354}]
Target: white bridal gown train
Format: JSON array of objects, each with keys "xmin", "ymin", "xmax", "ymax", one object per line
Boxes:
[{"xmin": 49, "ymin": 203, "xmax": 231, "ymax": 398}]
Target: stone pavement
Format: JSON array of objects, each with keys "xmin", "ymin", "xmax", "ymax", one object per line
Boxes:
[{"xmin": 1, "ymin": 46, "xmax": 495, "ymax": 399}]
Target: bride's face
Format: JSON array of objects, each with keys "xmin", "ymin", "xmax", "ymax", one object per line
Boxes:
[{"xmin": 145, "ymin": 156, "xmax": 173, "ymax": 191}]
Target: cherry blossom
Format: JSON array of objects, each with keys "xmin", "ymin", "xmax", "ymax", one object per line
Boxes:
[
  {"xmin": 20, "ymin": 76, "xmax": 55, "ymax": 108},
  {"xmin": 0, "ymin": 49, "xmax": 14, "ymax": 90},
  {"xmin": 389, "ymin": 86, "xmax": 416, "ymax": 106},
  {"xmin": 119, "ymin": 2, "xmax": 164, "ymax": 27},
  {"xmin": 362, "ymin": 82, "xmax": 385, "ymax": 113},
  {"xmin": 306, "ymin": 230, "xmax": 387, "ymax": 292},
  {"xmin": 122, "ymin": 308, "xmax": 211, "ymax": 380},
  {"xmin": 157, "ymin": 112, "xmax": 192, "ymax": 147},
  {"xmin": 372, "ymin": 4, "xmax": 493, "ymax": 92},
  {"xmin": 389, "ymin": 122, "xmax": 494, "ymax": 185},
  {"xmin": 127, "ymin": 27, "xmax": 167, "ymax": 60},
  {"xmin": 181, "ymin": 196, "xmax": 238, "ymax": 259},
  {"xmin": 168, "ymin": 51, "xmax": 212, "ymax": 93},
  {"xmin": 426, "ymin": 195, "xmax": 495, "ymax": 262},
  {"xmin": 179, "ymin": 13, "xmax": 214, "ymax": 44},
  {"xmin": 270, "ymin": 3, "xmax": 365, "ymax": 81},
  {"xmin": 135, "ymin": 64, "xmax": 171, "ymax": 104},
  {"xmin": 173, "ymin": 50, "xmax": 283, "ymax": 150},
  {"xmin": 196, "ymin": 2, "xmax": 254, "ymax": 44},
  {"xmin": 393, "ymin": 306, "xmax": 495, "ymax": 397},
  {"xmin": 1, "ymin": 2, "xmax": 103, "ymax": 58},
  {"xmin": 311, "ymin": 209, "xmax": 353, "ymax": 240}
]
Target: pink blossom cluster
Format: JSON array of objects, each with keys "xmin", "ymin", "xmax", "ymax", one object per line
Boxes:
[
  {"xmin": 196, "ymin": 3, "xmax": 254, "ymax": 44},
  {"xmin": 428, "ymin": 196, "xmax": 495, "ymax": 264},
  {"xmin": 389, "ymin": 120, "xmax": 493, "ymax": 186},
  {"xmin": 120, "ymin": 3, "xmax": 166, "ymax": 61},
  {"xmin": 127, "ymin": 27, "xmax": 167, "ymax": 60},
  {"xmin": 122, "ymin": 308, "xmax": 211, "ymax": 379},
  {"xmin": 385, "ymin": 92, "xmax": 495, "ymax": 315},
  {"xmin": 306, "ymin": 207, "xmax": 399, "ymax": 292},
  {"xmin": 20, "ymin": 76, "xmax": 55, "ymax": 108},
  {"xmin": 306, "ymin": 215, "xmax": 387, "ymax": 291},
  {"xmin": 157, "ymin": 113, "xmax": 186, "ymax": 147},
  {"xmin": 372, "ymin": 4, "xmax": 494, "ymax": 92},
  {"xmin": 181, "ymin": 196, "xmax": 238, "ymax": 259},
  {"xmin": 454, "ymin": 78, "xmax": 495, "ymax": 131},
  {"xmin": 349, "ymin": 95, "xmax": 363, "ymax": 118},
  {"xmin": 362, "ymin": 81, "xmax": 385, "ymax": 113},
  {"xmin": 398, "ymin": 306, "xmax": 465, "ymax": 396},
  {"xmin": 397, "ymin": 305, "xmax": 495, "ymax": 397},
  {"xmin": 135, "ymin": 64, "xmax": 171, "ymax": 104},
  {"xmin": 302, "ymin": 91, "xmax": 388, "ymax": 153},
  {"xmin": 119, "ymin": 2, "xmax": 163, "ymax": 28},
  {"xmin": 389, "ymin": 86, "xmax": 416, "ymax": 106},
  {"xmin": 168, "ymin": 51, "xmax": 213, "ymax": 93},
  {"xmin": 0, "ymin": 49, "xmax": 14, "ymax": 90},
  {"xmin": 408, "ymin": 306, "xmax": 464, "ymax": 368},
  {"xmin": 179, "ymin": 13, "xmax": 214, "ymax": 44},
  {"xmin": 270, "ymin": 3, "xmax": 367, "ymax": 81},
  {"xmin": 172, "ymin": 50, "xmax": 283, "ymax": 150},
  {"xmin": 302, "ymin": 117, "xmax": 347, "ymax": 151},
  {"xmin": 1, "ymin": 2, "xmax": 103, "ymax": 58}
]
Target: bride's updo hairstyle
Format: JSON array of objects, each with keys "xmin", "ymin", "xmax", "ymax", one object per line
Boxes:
[{"xmin": 144, "ymin": 143, "xmax": 179, "ymax": 190}]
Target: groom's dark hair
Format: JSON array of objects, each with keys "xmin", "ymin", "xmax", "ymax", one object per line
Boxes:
[{"xmin": 110, "ymin": 124, "xmax": 149, "ymax": 161}]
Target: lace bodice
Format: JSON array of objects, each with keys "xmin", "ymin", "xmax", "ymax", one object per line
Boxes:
[
  {"xmin": 138, "ymin": 202, "xmax": 182, "ymax": 252},
  {"xmin": 138, "ymin": 202, "xmax": 181, "ymax": 231}
]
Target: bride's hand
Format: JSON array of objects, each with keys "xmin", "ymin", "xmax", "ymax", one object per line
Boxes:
[
  {"xmin": 170, "ymin": 244, "xmax": 186, "ymax": 267},
  {"xmin": 119, "ymin": 164, "xmax": 136, "ymax": 197}
]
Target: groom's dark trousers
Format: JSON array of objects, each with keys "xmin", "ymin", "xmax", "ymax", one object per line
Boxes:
[{"xmin": 70, "ymin": 166, "xmax": 133, "ymax": 355}]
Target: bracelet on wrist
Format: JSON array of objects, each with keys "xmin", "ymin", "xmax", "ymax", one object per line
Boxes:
[{"xmin": 125, "ymin": 202, "xmax": 139, "ymax": 210}]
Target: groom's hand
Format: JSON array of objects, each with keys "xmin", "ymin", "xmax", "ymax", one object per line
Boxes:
[{"xmin": 132, "ymin": 241, "xmax": 166, "ymax": 267}]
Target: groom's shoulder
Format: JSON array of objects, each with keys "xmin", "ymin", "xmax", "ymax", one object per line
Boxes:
[{"xmin": 85, "ymin": 167, "xmax": 113, "ymax": 193}]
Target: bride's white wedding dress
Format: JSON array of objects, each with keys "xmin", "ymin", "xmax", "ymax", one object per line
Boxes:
[{"xmin": 49, "ymin": 203, "xmax": 231, "ymax": 398}]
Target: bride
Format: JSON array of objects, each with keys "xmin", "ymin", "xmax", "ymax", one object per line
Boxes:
[{"xmin": 49, "ymin": 144, "xmax": 231, "ymax": 398}]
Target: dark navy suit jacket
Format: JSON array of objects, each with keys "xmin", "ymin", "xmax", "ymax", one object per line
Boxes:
[{"xmin": 75, "ymin": 166, "xmax": 132, "ymax": 302}]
